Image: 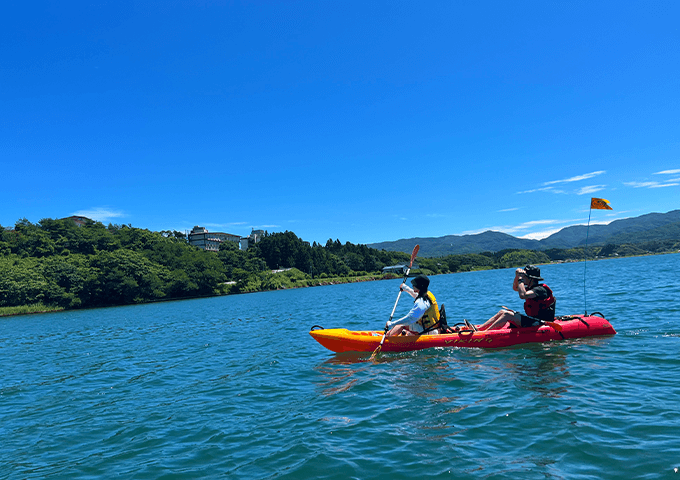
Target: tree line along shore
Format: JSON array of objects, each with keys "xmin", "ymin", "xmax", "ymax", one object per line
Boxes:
[{"xmin": 1, "ymin": 218, "xmax": 678, "ymax": 316}]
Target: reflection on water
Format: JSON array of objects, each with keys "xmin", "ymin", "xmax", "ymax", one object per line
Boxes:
[
  {"xmin": 321, "ymin": 351, "xmax": 371, "ymax": 365},
  {"xmin": 316, "ymin": 342, "xmax": 574, "ymax": 401},
  {"xmin": 503, "ymin": 345, "xmax": 570, "ymax": 398},
  {"xmin": 315, "ymin": 363, "xmax": 368, "ymax": 397}
]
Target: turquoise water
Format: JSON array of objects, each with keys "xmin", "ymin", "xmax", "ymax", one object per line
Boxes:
[{"xmin": 2, "ymin": 253, "xmax": 679, "ymax": 479}]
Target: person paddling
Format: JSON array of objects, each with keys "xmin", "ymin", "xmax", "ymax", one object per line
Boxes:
[
  {"xmin": 476, "ymin": 265, "xmax": 556, "ymax": 331},
  {"xmin": 386, "ymin": 275, "xmax": 441, "ymax": 336}
]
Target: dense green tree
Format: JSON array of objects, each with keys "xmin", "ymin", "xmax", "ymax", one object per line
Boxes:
[
  {"xmin": 40, "ymin": 255, "xmax": 92, "ymax": 307},
  {"xmin": 13, "ymin": 219, "xmax": 56, "ymax": 257},
  {"xmin": 598, "ymin": 244, "xmax": 617, "ymax": 257},
  {"xmin": 497, "ymin": 250, "xmax": 551, "ymax": 268},
  {"xmin": 255, "ymin": 231, "xmax": 314, "ymax": 270},
  {"xmin": 343, "ymin": 252, "xmax": 364, "ymax": 271},
  {"xmin": 160, "ymin": 230, "xmax": 188, "ymax": 241},
  {"xmin": 86, "ymin": 250, "xmax": 171, "ymax": 305},
  {"xmin": 0, "ymin": 257, "xmax": 51, "ymax": 306}
]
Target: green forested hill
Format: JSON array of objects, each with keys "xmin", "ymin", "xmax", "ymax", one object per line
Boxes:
[
  {"xmin": 605, "ymin": 221, "xmax": 680, "ymax": 245},
  {"xmin": 369, "ymin": 210, "xmax": 680, "ymax": 256},
  {"xmin": 539, "ymin": 210, "xmax": 680, "ymax": 248},
  {"xmin": 369, "ymin": 231, "xmax": 541, "ymax": 257}
]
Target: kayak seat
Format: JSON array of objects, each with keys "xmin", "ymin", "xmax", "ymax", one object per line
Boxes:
[
  {"xmin": 439, "ymin": 304, "xmax": 449, "ymax": 333},
  {"xmin": 438, "ymin": 305, "xmax": 459, "ymax": 334}
]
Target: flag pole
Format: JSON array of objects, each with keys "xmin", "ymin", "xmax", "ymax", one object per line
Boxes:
[
  {"xmin": 583, "ymin": 197, "xmax": 613, "ymax": 316},
  {"xmin": 583, "ymin": 206, "xmax": 592, "ymax": 316}
]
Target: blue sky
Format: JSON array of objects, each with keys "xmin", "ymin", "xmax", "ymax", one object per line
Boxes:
[{"xmin": 3, "ymin": 1, "xmax": 679, "ymax": 246}]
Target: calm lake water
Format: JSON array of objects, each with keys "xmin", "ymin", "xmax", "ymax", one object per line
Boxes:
[{"xmin": 2, "ymin": 253, "xmax": 679, "ymax": 479}]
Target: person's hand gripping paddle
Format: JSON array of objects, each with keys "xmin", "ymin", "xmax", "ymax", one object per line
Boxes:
[{"xmin": 370, "ymin": 244, "xmax": 419, "ymax": 361}]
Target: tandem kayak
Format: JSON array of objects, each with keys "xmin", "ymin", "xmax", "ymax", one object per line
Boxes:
[{"xmin": 309, "ymin": 314, "xmax": 616, "ymax": 353}]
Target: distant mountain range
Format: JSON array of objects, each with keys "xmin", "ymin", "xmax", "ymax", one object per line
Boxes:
[{"xmin": 368, "ymin": 210, "xmax": 680, "ymax": 257}]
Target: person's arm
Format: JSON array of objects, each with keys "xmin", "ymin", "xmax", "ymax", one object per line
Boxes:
[
  {"xmin": 400, "ymin": 283, "xmax": 417, "ymax": 299},
  {"xmin": 518, "ymin": 281, "xmax": 539, "ymax": 299},
  {"xmin": 512, "ymin": 268, "xmax": 524, "ymax": 292},
  {"xmin": 387, "ymin": 298, "xmax": 427, "ymax": 328}
]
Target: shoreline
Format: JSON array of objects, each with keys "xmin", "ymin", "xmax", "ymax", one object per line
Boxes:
[
  {"xmin": 2, "ymin": 250, "xmax": 677, "ymax": 318},
  {"xmin": 0, "ymin": 272, "xmax": 402, "ymax": 318}
]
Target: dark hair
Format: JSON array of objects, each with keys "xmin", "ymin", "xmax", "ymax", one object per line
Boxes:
[{"xmin": 411, "ymin": 275, "xmax": 430, "ymax": 300}]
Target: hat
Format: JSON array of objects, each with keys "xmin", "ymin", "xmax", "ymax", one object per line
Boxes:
[
  {"xmin": 524, "ymin": 265, "xmax": 543, "ymax": 281},
  {"xmin": 411, "ymin": 275, "xmax": 430, "ymax": 291}
]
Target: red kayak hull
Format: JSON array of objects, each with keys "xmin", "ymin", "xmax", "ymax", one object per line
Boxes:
[{"xmin": 309, "ymin": 315, "xmax": 616, "ymax": 353}]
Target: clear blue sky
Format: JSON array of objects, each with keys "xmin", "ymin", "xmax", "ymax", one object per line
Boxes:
[{"xmin": 3, "ymin": 1, "xmax": 679, "ymax": 245}]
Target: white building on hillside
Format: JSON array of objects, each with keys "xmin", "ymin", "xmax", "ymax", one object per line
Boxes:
[
  {"xmin": 241, "ymin": 229, "xmax": 264, "ymax": 250},
  {"xmin": 188, "ymin": 226, "xmax": 241, "ymax": 252}
]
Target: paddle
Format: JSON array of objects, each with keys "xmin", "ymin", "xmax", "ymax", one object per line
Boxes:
[
  {"xmin": 500, "ymin": 305, "xmax": 563, "ymax": 332},
  {"xmin": 369, "ymin": 244, "xmax": 420, "ymax": 360}
]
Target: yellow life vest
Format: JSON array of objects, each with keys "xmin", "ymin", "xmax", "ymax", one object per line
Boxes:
[{"xmin": 417, "ymin": 291, "xmax": 440, "ymax": 331}]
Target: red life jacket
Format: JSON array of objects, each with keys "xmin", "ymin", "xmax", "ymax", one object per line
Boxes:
[{"xmin": 523, "ymin": 284, "xmax": 556, "ymax": 320}]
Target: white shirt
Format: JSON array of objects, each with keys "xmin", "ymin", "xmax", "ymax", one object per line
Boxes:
[{"xmin": 387, "ymin": 285, "xmax": 429, "ymax": 332}]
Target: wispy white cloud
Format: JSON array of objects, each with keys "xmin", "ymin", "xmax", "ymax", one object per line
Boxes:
[
  {"xmin": 498, "ymin": 207, "xmax": 519, "ymax": 212},
  {"xmin": 462, "ymin": 218, "xmax": 568, "ymax": 236},
  {"xmin": 462, "ymin": 215, "xmax": 622, "ymax": 240},
  {"xmin": 516, "ymin": 186, "xmax": 566, "ymax": 194},
  {"xmin": 517, "ymin": 172, "xmax": 606, "ymax": 195},
  {"xmin": 72, "ymin": 207, "xmax": 124, "ymax": 223},
  {"xmin": 519, "ymin": 228, "xmax": 564, "ymax": 240},
  {"xmin": 576, "ymin": 185, "xmax": 607, "ymax": 195},
  {"xmin": 519, "ymin": 217, "xmax": 615, "ymax": 240},
  {"xmin": 543, "ymin": 170, "xmax": 606, "ymax": 186},
  {"xmin": 460, "ymin": 227, "xmax": 492, "ymax": 235},
  {"xmin": 625, "ymin": 169, "xmax": 680, "ymax": 189},
  {"xmin": 624, "ymin": 180, "xmax": 680, "ymax": 189},
  {"xmin": 624, "ymin": 181, "xmax": 658, "ymax": 188},
  {"xmin": 500, "ymin": 219, "xmax": 565, "ymax": 235},
  {"xmin": 205, "ymin": 222, "xmax": 247, "ymax": 228},
  {"xmin": 518, "ymin": 219, "xmax": 564, "ymax": 228}
]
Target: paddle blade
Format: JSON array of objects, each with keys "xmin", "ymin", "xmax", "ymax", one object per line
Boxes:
[
  {"xmin": 545, "ymin": 321, "xmax": 563, "ymax": 332},
  {"xmin": 370, "ymin": 330, "xmax": 388, "ymax": 360},
  {"xmin": 409, "ymin": 244, "xmax": 419, "ymax": 267}
]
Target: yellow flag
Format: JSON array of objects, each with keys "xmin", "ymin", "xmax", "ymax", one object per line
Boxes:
[{"xmin": 591, "ymin": 197, "xmax": 613, "ymax": 210}]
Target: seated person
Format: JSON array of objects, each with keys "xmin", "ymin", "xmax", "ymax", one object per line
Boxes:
[
  {"xmin": 476, "ymin": 265, "xmax": 556, "ymax": 331},
  {"xmin": 386, "ymin": 275, "xmax": 441, "ymax": 336}
]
